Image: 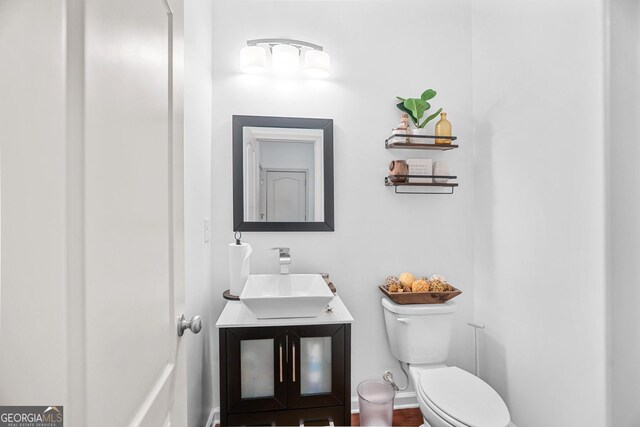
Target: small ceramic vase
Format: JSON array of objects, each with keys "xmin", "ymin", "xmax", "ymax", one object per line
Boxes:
[{"xmin": 389, "ymin": 160, "xmax": 408, "ymax": 183}]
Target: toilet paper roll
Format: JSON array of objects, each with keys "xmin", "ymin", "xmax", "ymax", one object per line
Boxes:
[{"xmin": 229, "ymin": 242, "xmax": 252, "ymax": 296}]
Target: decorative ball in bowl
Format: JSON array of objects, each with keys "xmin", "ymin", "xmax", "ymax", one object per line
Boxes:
[{"xmin": 380, "ymin": 273, "xmax": 461, "ymax": 304}]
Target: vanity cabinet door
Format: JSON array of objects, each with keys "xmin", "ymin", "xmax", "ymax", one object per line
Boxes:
[
  {"xmin": 287, "ymin": 324, "xmax": 348, "ymax": 409},
  {"xmin": 225, "ymin": 327, "xmax": 289, "ymax": 414}
]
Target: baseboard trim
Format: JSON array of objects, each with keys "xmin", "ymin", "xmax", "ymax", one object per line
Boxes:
[
  {"xmin": 350, "ymin": 391, "xmax": 419, "ymax": 413},
  {"xmin": 206, "ymin": 407, "xmax": 219, "ymax": 427}
]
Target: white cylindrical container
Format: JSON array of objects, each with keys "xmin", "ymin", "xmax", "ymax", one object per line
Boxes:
[
  {"xmin": 410, "ymin": 127, "xmax": 428, "ymax": 143},
  {"xmin": 357, "ymin": 380, "xmax": 395, "ymax": 427}
]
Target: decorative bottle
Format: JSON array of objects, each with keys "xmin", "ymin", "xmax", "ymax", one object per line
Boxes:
[
  {"xmin": 391, "ymin": 113, "xmax": 412, "ymax": 143},
  {"xmin": 435, "ymin": 112, "xmax": 452, "ymax": 145},
  {"xmin": 400, "ymin": 113, "xmax": 410, "ymax": 131},
  {"xmin": 391, "ymin": 113, "xmax": 410, "ymax": 134}
]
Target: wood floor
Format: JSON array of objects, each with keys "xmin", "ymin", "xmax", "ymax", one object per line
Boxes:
[
  {"xmin": 214, "ymin": 407, "xmax": 423, "ymax": 427},
  {"xmin": 351, "ymin": 407, "xmax": 423, "ymax": 427}
]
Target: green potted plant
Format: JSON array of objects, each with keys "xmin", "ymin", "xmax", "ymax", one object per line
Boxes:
[{"xmin": 396, "ymin": 89, "xmax": 442, "ymax": 136}]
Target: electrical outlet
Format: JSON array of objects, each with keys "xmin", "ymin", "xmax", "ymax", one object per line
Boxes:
[{"xmin": 204, "ymin": 218, "xmax": 210, "ymax": 243}]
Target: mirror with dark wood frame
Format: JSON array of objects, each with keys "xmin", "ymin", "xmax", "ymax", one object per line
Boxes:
[{"xmin": 233, "ymin": 115, "xmax": 334, "ymax": 231}]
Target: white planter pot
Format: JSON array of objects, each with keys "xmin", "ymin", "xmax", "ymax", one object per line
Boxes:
[{"xmin": 411, "ymin": 128, "xmax": 428, "ymax": 143}]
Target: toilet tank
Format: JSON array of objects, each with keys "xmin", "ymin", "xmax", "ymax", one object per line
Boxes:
[{"xmin": 382, "ymin": 298, "xmax": 457, "ymax": 364}]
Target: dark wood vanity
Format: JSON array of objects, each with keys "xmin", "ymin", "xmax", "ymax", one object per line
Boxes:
[{"xmin": 217, "ymin": 297, "xmax": 353, "ymax": 426}]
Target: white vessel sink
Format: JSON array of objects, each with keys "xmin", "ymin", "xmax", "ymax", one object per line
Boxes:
[{"xmin": 240, "ymin": 274, "xmax": 334, "ymax": 319}]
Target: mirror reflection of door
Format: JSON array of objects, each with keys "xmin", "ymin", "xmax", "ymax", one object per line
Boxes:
[
  {"xmin": 258, "ymin": 165, "xmax": 266, "ymax": 221},
  {"xmin": 243, "ymin": 126, "xmax": 323, "ymax": 223},
  {"xmin": 244, "ymin": 143, "xmax": 258, "ymax": 221},
  {"xmin": 265, "ymin": 170, "xmax": 307, "ymax": 222}
]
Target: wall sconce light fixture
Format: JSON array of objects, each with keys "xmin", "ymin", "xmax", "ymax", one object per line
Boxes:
[{"xmin": 240, "ymin": 38, "xmax": 331, "ymax": 77}]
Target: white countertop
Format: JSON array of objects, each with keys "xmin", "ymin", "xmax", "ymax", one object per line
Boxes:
[{"xmin": 215, "ymin": 295, "xmax": 354, "ymax": 328}]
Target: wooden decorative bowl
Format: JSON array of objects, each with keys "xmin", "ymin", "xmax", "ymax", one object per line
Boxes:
[{"xmin": 378, "ymin": 285, "xmax": 461, "ymax": 304}]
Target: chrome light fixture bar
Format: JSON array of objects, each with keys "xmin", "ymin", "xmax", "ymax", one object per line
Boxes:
[
  {"xmin": 240, "ymin": 38, "xmax": 331, "ymax": 77},
  {"xmin": 246, "ymin": 38, "xmax": 324, "ymax": 51}
]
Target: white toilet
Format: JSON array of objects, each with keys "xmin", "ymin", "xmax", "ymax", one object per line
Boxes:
[{"xmin": 382, "ymin": 298, "xmax": 511, "ymax": 427}]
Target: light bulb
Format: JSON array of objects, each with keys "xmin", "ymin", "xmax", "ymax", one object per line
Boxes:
[
  {"xmin": 272, "ymin": 44, "xmax": 300, "ymax": 73},
  {"xmin": 304, "ymin": 50, "xmax": 331, "ymax": 78},
  {"xmin": 240, "ymin": 45, "xmax": 267, "ymax": 73}
]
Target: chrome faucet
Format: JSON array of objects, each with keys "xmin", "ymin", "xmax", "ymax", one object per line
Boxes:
[{"xmin": 271, "ymin": 247, "xmax": 291, "ymax": 274}]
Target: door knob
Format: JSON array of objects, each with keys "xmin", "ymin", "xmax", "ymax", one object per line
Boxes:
[{"xmin": 177, "ymin": 314, "xmax": 202, "ymax": 337}]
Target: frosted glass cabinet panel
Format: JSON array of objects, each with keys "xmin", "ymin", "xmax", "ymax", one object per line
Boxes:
[
  {"xmin": 241, "ymin": 338, "xmax": 275, "ymax": 398},
  {"xmin": 300, "ymin": 337, "xmax": 332, "ymax": 395},
  {"xmin": 225, "ymin": 327, "xmax": 288, "ymax": 414},
  {"xmin": 287, "ymin": 324, "xmax": 346, "ymax": 411}
]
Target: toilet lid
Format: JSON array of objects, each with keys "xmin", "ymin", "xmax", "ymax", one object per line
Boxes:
[{"xmin": 418, "ymin": 367, "xmax": 510, "ymax": 427}]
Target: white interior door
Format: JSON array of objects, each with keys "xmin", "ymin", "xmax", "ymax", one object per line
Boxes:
[
  {"xmin": 82, "ymin": 0, "xmax": 189, "ymax": 425},
  {"xmin": 0, "ymin": 1, "xmax": 190, "ymax": 425},
  {"xmin": 266, "ymin": 170, "xmax": 307, "ymax": 222}
]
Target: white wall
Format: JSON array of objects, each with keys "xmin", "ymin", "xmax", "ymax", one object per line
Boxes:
[
  {"xmin": 0, "ymin": 0, "xmax": 68, "ymax": 407},
  {"xmin": 609, "ymin": 0, "xmax": 640, "ymax": 425},
  {"xmin": 471, "ymin": 1, "xmax": 607, "ymax": 426},
  {"xmin": 184, "ymin": 0, "xmax": 214, "ymax": 426},
  {"xmin": 211, "ymin": 0, "xmax": 475, "ymax": 409}
]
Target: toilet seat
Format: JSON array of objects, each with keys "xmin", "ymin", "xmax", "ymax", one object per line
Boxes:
[
  {"xmin": 418, "ymin": 387, "xmax": 464, "ymax": 427},
  {"xmin": 416, "ymin": 367, "xmax": 510, "ymax": 427}
]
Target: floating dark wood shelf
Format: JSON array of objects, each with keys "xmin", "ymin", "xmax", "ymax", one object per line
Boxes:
[
  {"xmin": 385, "ymin": 181, "xmax": 458, "ymax": 187},
  {"xmin": 385, "ymin": 175, "xmax": 458, "ymax": 194},
  {"xmin": 385, "ymin": 134, "xmax": 458, "ymax": 151},
  {"xmin": 387, "ymin": 133, "xmax": 457, "ymax": 141},
  {"xmin": 386, "ymin": 141, "xmax": 458, "ymax": 150}
]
